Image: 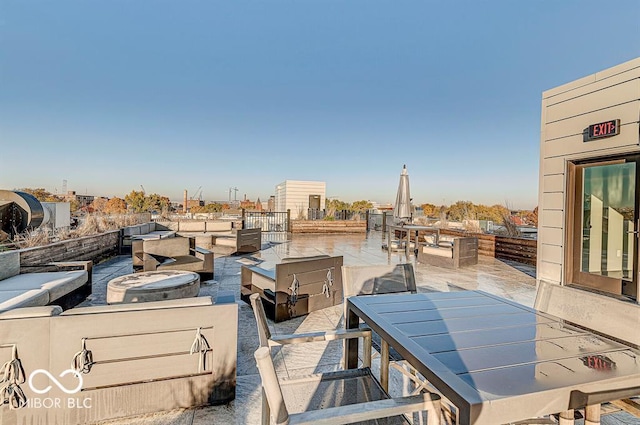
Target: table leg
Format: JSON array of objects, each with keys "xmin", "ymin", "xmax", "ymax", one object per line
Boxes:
[
  {"xmin": 344, "ymin": 304, "xmax": 360, "ymax": 370},
  {"xmin": 558, "ymin": 410, "xmax": 574, "ymax": 425},
  {"xmin": 381, "ymin": 339, "xmax": 389, "ymax": 392},
  {"xmin": 585, "ymin": 404, "xmax": 601, "ymax": 425}
]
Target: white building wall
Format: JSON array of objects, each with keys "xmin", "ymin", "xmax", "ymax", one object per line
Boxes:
[
  {"xmin": 537, "ymin": 58, "xmax": 640, "ymax": 286},
  {"xmin": 274, "ymin": 180, "xmax": 326, "ymax": 219},
  {"xmin": 41, "ymin": 202, "xmax": 71, "ymax": 229}
]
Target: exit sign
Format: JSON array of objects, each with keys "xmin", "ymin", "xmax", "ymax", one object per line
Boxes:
[{"xmin": 585, "ymin": 119, "xmax": 620, "ymax": 141}]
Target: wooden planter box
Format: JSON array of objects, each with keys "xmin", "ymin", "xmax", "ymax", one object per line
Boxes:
[{"xmin": 291, "ymin": 220, "xmax": 366, "ymax": 234}]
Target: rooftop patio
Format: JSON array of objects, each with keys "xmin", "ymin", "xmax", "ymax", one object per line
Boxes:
[{"xmin": 82, "ymin": 231, "xmax": 636, "ymax": 425}]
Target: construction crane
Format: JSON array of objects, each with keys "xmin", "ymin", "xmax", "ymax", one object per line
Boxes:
[
  {"xmin": 190, "ymin": 186, "xmax": 203, "ymax": 201},
  {"xmin": 228, "ymin": 187, "xmax": 238, "ymax": 203},
  {"xmin": 140, "ymin": 185, "xmax": 146, "ymax": 195}
]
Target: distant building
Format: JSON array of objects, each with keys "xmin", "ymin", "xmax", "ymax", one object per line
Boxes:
[
  {"xmin": 267, "ymin": 196, "xmax": 275, "ymax": 211},
  {"xmin": 275, "ymin": 180, "xmax": 326, "ymax": 219},
  {"xmin": 64, "ymin": 191, "xmax": 94, "ymax": 208},
  {"xmin": 186, "ymin": 199, "xmax": 204, "ymax": 210}
]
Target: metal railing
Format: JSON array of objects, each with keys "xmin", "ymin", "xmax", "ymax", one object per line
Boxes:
[{"xmin": 243, "ymin": 210, "xmax": 290, "ymax": 232}]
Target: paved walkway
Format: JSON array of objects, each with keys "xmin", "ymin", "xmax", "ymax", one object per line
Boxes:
[{"xmin": 86, "ymin": 232, "xmax": 636, "ymax": 425}]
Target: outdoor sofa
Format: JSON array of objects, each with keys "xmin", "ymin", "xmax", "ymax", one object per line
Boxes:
[
  {"xmin": 119, "ymin": 222, "xmax": 176, "ymax": 254},
  {"xmin": 0, "ymin": 250, "xmax": 92, "ymax": 312},
  {"xmin": 417, "ymin": 236, "xmax": 478, "ymax": 268},
  {"xmin": 132, "ymin": 236, "xmax": 214, "ymax": 281},
  {"xmin": 127, "ymin": 221, "xmax": 262, "ymax": 254}
]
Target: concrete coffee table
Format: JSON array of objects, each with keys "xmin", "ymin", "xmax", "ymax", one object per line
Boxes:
[{"xmin": 107, "ymin": 270, "xmax": 200, "ymax": 304}]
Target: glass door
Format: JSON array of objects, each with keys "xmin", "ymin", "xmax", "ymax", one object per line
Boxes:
[{"xmin": 572, "ymin": 157, "xmax": 638, "ymax": 300}]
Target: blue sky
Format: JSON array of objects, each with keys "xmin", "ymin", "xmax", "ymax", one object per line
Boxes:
[{"xmin": 1, "ymin": 1, "xmax": 638, "ymax": 209}]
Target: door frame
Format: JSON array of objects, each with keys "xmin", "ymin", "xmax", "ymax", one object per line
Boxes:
[{"xmin": 566, "ymin": 155, "xmax": 639, "ymax": 300}]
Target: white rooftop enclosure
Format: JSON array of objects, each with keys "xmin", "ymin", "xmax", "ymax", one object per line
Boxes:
[
  {"xmin": 275, "ymin": 180, "xmax": 326, "ymax": 219},
  {"xmin": 538, "ymin": 57, "xmax": 640, "ymax": 303}
]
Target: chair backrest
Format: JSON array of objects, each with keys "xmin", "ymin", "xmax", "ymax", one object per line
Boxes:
[
  {"xmin": 534, "ymin": 280, "xmax": 640, "ymax": 347},
  {"xmin": 254, "ymin": 346, "xmax": 290, "ymax": 425},
  {"xmin": 250, "ymin": 293, "xmax": 272, "ymax": 348},
  {"xmin": 341, "ymin": 264, "xmax": 417, "ymax": 299},
  {"xmin": 143, "ymin": 237, "xmax": 190, "ymax": 257}
]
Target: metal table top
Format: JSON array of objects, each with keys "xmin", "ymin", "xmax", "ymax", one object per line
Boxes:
[{"xmin": 345, "ymin": 290, "xmax": 640, "ymax": 425}]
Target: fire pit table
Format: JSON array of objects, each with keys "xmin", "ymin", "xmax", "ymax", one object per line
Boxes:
[{"xmin": 107, "ymin": 270, "xmax": 200, "ymax": 304}]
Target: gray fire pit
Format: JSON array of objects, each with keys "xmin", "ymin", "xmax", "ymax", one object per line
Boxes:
[{"xmin": 107, "ymin": 270, "xmax": 200, "ymax": 304}]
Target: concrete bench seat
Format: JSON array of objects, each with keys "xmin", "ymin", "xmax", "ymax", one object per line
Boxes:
[{"xmin": 0, "ymin": 251, "xmax": 92, "ymax": 312}]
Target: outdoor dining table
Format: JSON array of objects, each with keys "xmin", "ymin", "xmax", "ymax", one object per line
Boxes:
[{"xmin": 345, "ymin": 290, "xmax": 640, "ymax": 425}]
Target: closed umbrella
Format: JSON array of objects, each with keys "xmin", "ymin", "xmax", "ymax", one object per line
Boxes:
[{"xmin": 393, "ymin": 165, "xmax": 412, "ymax": 224}]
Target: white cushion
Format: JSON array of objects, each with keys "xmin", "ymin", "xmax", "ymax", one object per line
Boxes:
[
  {"xmin": 0, "ymin": 289, "xmax": 50, "ymax": 311},
  {"xmin": 421, "ymin": 246, "xmax": 453, "ymax": 258},
  {"xmin": 0, "ymin": 271, "xmax": 88, "ymax": 302}
]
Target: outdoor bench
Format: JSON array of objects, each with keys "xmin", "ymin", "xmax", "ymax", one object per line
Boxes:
[
  {"xmin": 119, "ymin": 222, "xmax": 176, "ymax": 254},
  {"xmin": 240, "ymin": 255, "xmax": 343, "ymax": 321}
]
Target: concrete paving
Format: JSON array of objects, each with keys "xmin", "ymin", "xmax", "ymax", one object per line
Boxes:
[{"xmin": 83, "ymin": 231, "xmax": 637, "ymax": 425}]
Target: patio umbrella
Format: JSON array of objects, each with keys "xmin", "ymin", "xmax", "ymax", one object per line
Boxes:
[{"xmin": 393, "ymin": 165, "xmax": 412, "ymax": 224}]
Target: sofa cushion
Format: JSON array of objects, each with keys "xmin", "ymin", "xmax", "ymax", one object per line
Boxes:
[
  {"xmin": 214, "ymin": 236, "xmax": 237, "ymax": 247},
  {"xmin": 245, "ymin": 267, "xmax": 276, "ymax": 292},
  {"xmin": 421, "ymin": 245, "xmax": 453, "ymax": 258},
  {"xmin": 0, "ymin": 289, "xmax": 50, "ymax": 311},
  {"xmin": 157, "ymin": 256, "xmax": 204, "ymax": 272},
  {"xmin": 144, "ymin": 237, "xmax": 190, "ymax": 257},
  {"xmin": 0, "ymin": 271, "xmax": 88, "ymax": 302},
  {"xmin": 123, "ymin": 225, "xmax": 143, "ymax": 236},
  {"xmin": 206, "ymin": 221, "xmax": 233, "ymax": 232}
]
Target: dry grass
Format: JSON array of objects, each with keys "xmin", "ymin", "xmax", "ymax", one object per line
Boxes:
[
  {"xmin": 11, "ymin": 213, "xmax": 149, "ymax": 249},
  {"xmin": 12, "ymin": 229, "xmax": 51, "ymax": 248}
]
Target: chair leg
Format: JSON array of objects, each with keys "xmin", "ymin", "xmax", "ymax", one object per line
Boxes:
[
  {"xmin": 558, "ymin": 410, "xmax": 574, "ymax": 425},
  {"xmin": 363, "ymin": 333, "xmax": 372, "ymax": 368},
  {"xmin": 261, "ymin": 388, "xmax": 271, "ymax": 425},
  {"xmin": 585, "ymin": 404, "xmax": 601, "ymax": 425},
  {"xmin": 380, "ymin": 339, "xmax": 389, "ymax": 392}
]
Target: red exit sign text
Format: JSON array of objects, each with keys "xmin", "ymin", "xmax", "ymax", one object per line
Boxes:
[{"xmin": 585, "ymin": 119, "xmax": 620, "ymax": 141}]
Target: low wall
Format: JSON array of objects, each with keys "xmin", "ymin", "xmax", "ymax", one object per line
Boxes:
[
  {"xmin": 291, "ymin": 220, "xmax": 366, "ymax": 234},
  {"xmin": 18, "ymin": 230, "xmax": 120, "ymax": 271},
  {"xmin": 435, "ymin": 229, "xmax": 537, "ymax": 266}
]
